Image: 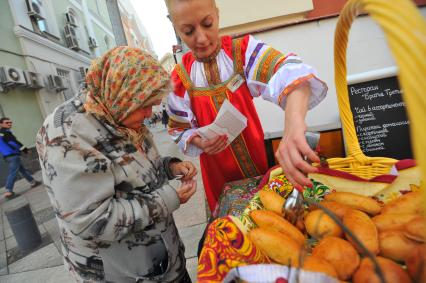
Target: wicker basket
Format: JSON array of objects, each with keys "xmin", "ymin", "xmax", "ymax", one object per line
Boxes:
[{"xmin": 324, "ymin": 0, "xmax": 426, "ymax": 185}]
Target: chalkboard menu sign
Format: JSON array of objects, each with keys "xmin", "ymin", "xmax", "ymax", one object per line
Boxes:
[{"xmin": 348, "ymin": 76, "xmax": 413, "ymax": 160}]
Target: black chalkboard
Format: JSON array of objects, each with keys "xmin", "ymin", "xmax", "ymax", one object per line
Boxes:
[{"xmin": 348, "ymin": 76, "xmax": 413, "ymax": 160}]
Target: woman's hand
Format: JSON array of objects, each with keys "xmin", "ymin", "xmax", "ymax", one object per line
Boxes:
[
  {"xmin": 276, "ymin": 120, "xmax": 319, "ymax": 191},
  {"xmin": 191, "ymin": 135, "xmax": 228, "ymax": 155},
  {"xmin": 176, "ymin": 180, "xmax": 197, "ymax": 204},
  {"xmin": 170, "ymin": 161, "xmax": 197, "ymax": 181},
  {"xmin": 275, "ymin": 84, "xmax": 319, "ymax": 191}
]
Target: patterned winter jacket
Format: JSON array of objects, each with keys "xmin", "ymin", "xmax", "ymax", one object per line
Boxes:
[{"xmin": 36, "ymin": 98, "xmax": 187, "ymax": 283}]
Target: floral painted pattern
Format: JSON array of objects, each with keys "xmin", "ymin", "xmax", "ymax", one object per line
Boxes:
[
  {"xmin": 84, "ymin": 47, "xmax": 171, "ymax": 150},
  {"xmin": 198, "ymin": 216, "xmax": 270, "ymax": 283},
  {"xmin": 303, "ymin": 179, "xmax": 332, "ymax": 205},
  {"xmin": 212, "ymin": 176, "xmax": 263, "ymax": 219}
]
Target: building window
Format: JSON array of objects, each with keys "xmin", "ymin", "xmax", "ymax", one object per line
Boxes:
[
  {"xmin": 37, "ymin": 19, "xmax": 48, "ymax": 32},
  {"xmin": 26, "ymin": 0, "xmax": 50, "ymax": 34}
]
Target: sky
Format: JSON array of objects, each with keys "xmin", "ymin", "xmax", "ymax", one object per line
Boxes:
[{"xmin": 129, "ymin": 0, "xmax": 177, "ymax": 59}]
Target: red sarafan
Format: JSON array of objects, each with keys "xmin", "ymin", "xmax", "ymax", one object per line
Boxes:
[{"xmin": 275, "ymin": 277, "xmax": 288, "ymax": 283}]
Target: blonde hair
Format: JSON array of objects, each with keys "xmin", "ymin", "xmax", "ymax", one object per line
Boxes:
[
  {"xmin": 166, "ymin": 0, "xmax": 216, "ymax": 15},
  {"xmin": 164, "ymin": 0, "xmax": 174, "ymax": 11}
]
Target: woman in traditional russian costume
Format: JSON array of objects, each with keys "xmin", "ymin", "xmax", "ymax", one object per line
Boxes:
[{"xmin": 166, "ymin": 0, "xmax": 328, "ymax": 211}]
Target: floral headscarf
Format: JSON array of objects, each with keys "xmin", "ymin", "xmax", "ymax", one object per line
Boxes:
[{"xmin": 84, "ymin": 47, "xmax": 170, "ymax": 150}]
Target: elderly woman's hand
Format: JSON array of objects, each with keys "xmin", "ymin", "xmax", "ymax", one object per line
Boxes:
[
  {"xmin": 176, "ymin": 180, "xmax": 197, "ymax": 204},
  {"xmin": 170, "ymin": 161, "xmax": 197, "ymax": 181}
]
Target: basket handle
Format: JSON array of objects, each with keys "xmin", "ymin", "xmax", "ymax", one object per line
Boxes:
[{"xmin": 334, "ymin": 0, "xmax": 426, "ymax": 186}]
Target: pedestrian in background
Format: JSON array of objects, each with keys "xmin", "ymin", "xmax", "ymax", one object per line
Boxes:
[
  {"xmin": 162, "ymin": 104, "xmax": 169, "ymax": 129},
  {"xmin": 0, "ymin": 117, "xmax": 41, "ymax": 198}
]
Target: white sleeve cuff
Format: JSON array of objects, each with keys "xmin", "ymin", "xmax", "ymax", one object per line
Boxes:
[
  {"xmin": 179, "ymin": 129, "xmax": 203, "ymax": 157},
  {"xmin": 264, "ymin": 63, "xmax": 328, "ymax": 109}
]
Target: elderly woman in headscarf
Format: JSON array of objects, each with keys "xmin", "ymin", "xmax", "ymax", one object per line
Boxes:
[{"xmin": 36, "ymin": 47, "xmax": 197, "ymax": 283}]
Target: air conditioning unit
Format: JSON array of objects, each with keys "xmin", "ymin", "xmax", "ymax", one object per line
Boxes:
[
  {"xmin": 64, "ymin": 24, "xmax": 80, "ymax": 50},
  {"xmin": 0, "ymin": 66, "xmax": 26, "ymax": 86},
  {"xmin": 78, "ymin": 67, "xmax": 89, "ymax": 81},
  {"xmin": 65, "ymin": 35, "xmax": 80, "ymax": 50},
  {"xmin": 25, "ymin": 0, "xmax": 44, "ymax": 20},
  {"xmin": 47, "ymin": 75, "xmax": 67, "ymax": 92},
  {"xmin": 65, "ymin": 12, "xmax": 77, "ymax": 27},
  {"xmin": 64, "ymin": 24, "xmax": 77, "ymax": 38},
  {"xmin": 88, "ymin": 37, "xmax": 98, "ymax": 49},
  {"xmin": 23, "ymin": 71, "xmax": 44, "ymax": 89}
]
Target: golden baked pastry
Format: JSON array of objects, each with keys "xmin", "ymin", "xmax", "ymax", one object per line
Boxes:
[
  {"xmin": 404, "ymin": 216, "xmax": 426, "ymax": 243},
  {"xmin": 248, "ymin": 227, "xmax": 303, "ymax": 267},
  {"xmin": 302, "ymin": 255, "xmax": 338, "ymax": 279},
  {"xmin": 381, "ymin": 191, "xmax": 425, "ymax": 215},
  {"xmin": 372, "ymin": 213, "xmax": 420, "ymax": 232},
  {"xmin": 324, "ymin": 192, "xmax": 382, "ymax": 215},
  {"xmin": 258, "ymin": 190, "xmax": 285, "ymax": 215},
  {"xmin": 353, "ymin": 256, "xmax": 412, "ymax": 283},
  {"xmin": 312, "ymin": 236, "xmax": 360, "ymax": 280},
  {"xmin": 343, "ymin": 209, "xmax": 379, "ymax": 255},
  {"xmin": 312, "ymin": 201, "xmax": 351, "ymax": 219},
  {"xmin": 405, "ymin": 244, "xmax": 426, "ymax": 283},
  {"xmin": 305, "ymin": 210, "xmax": 343, "ymax": 239},
  {"xmin": 250, "ymin": 209, "xmax": 305, "ymax": 246},
  {"xmin": 379, "ymin": 229, "xmax": 420, "ymax": 262}
]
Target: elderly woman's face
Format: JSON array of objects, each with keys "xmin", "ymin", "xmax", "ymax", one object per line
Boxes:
[{"xmin": 121, "ymin": 99, "xmax": 162, "ymax": 129}]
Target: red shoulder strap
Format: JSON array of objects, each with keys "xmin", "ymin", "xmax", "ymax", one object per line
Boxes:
[
  {"xmin": 232, "ymin": 36, "xmax": 246, "ymax": 75},
  {"xmin": 174, "ymin": 64, "xmax": 193, "ymax": 92}
]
